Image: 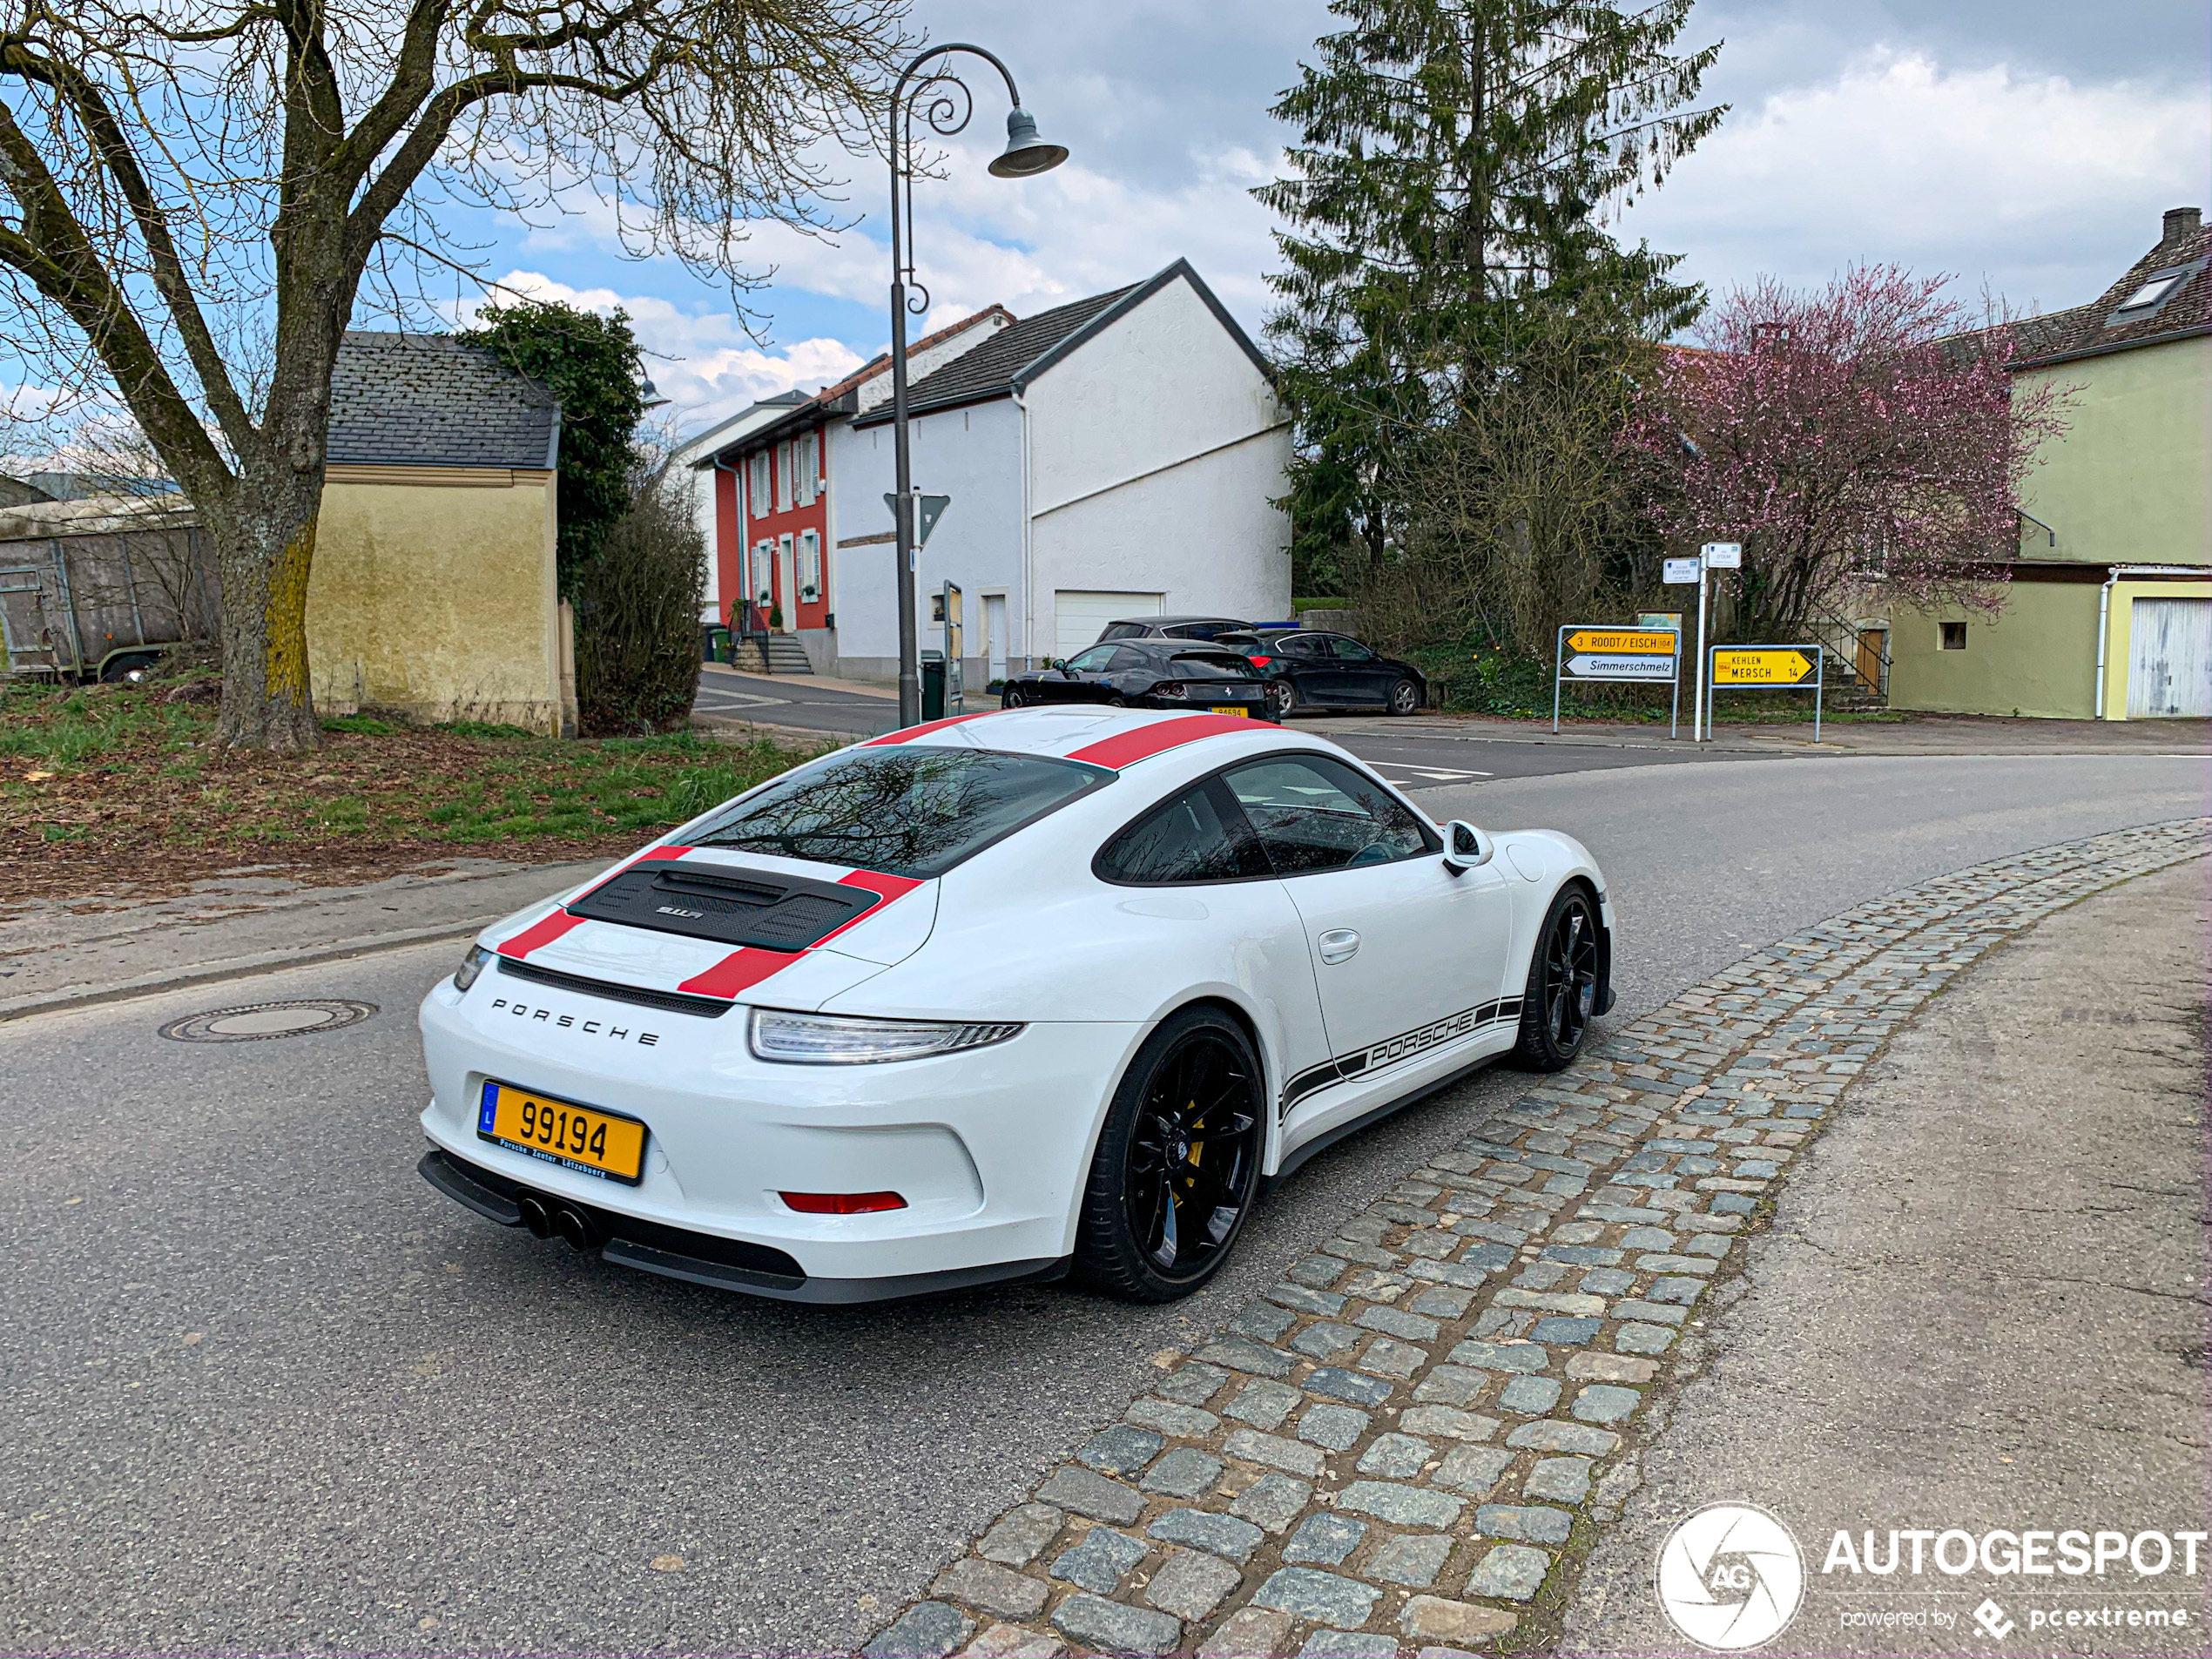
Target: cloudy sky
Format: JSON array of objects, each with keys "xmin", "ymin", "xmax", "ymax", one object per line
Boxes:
[{"xmin": 464, "ymin": 0, "xmax": 2210, "ymax": 438}]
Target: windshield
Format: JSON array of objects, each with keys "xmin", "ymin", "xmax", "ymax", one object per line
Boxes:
[
  {"xmin": 1166, "ymin": 652, "xmax": 1260, "ymax": 679},
  {"xmin": 689, "ymin": 748, "xmax": 1109, "ymax": 877}
]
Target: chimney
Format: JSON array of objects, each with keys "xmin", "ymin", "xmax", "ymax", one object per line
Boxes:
[{"xmin": 2164, "ymin": 206, "xmax": 2202, "ymax": 244}]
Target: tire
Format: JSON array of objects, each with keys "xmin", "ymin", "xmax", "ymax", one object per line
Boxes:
[
  {"xmin": 1507, "ymin": 882, "xmax": 1602, "ymax": 1072},
  {"xmin": 1387, "ymin": 678, "xmax": 1422, "ymax": 716},
  {"xmin": 1265, "ymin": 679, "xmax": 1296, "ymax": 719},
  {"xmin": 100, "ymin": 652, "xmax": 159, "ymax": 685},
  {"xmin": 1001, "ymin": 685, "xmax": 1030, "ymax": 709},
  {"xmin": 1073, "ymin": 1006, "xmax": 1266, "ymax": 1302}
]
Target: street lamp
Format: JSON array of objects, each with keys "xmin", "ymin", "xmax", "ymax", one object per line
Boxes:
[{"xmin": 887, "ymin": 44, "xmax": 1066, "ymax": 726}]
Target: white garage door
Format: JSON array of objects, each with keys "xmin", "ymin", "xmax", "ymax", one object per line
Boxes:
[
  {"xmin": 2127, "ymin": 597, "xmax": 2211, "ymax": 717},
  {"xmin": 1055, "ymin": 590, "xmax": 1162, "ymax": 660}
]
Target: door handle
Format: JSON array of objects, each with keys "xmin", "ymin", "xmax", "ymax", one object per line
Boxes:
[{"xmin": 1318, "ymin": 928, "xmax": 1360, "ymax": 965}]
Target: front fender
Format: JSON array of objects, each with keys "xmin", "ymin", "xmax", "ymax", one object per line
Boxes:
[{"xmin": 1492, "ymin": 829, "xmax": 1616, "ymax": 1015}]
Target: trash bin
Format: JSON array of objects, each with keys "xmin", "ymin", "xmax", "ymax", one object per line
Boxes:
[
  {"xmin": 921, "ymin": 650, "xmax": 946, "ymax": 722},
  {"xmin": 704, "ymin": 625, "xmax": 732, "ymax": 664}
]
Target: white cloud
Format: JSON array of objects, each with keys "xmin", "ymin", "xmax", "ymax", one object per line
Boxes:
[
  {"xmin": 479, "ymin": 271, "xmax": 867, "ymax": 435},
  {"xmin": 1620, "ymin": 49, "xmax": 2212, "ymax": 312}
]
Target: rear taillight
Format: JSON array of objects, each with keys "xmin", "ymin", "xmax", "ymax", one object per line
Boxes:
[
  {"xmin": 1247, "ymin": 655, "xmax": 1272, "ymax": 667},
  {"xmin": 780, "ymin": 1191, "xmax": 907, "ymax": 1214},
  {"xmin": 1151, "ymin": 681, "xmax": 1185, "ymax": 697}
]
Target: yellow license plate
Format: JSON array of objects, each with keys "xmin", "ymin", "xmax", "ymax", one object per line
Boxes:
[
  {"xmin": 1208, "ymin": 706, "xmax": 1250, "ymax": 717},
  {"xmin": 477, "ymin": 1081, "xmax": 647, "ymax": 1185}
]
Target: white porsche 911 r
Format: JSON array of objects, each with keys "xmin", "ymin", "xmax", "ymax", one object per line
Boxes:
[{"xmin": 417, "ymin": 707, "xmax": 1615, "ymax": 1305}]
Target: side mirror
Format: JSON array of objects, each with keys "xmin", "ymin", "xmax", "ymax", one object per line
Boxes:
[{"xmin": 1441, "ymin": 820, "xmax": 1494, "ymax": 873}]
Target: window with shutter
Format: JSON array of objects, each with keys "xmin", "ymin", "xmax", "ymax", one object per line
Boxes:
[
  {"xmin": 748, "ymin": 451, "xmax": 768, "ymax": 511},
  {"xmin": 797, "ymin": 433, "xmax": 818, "ymax": 506},
  {"xmin": 799, "ymin": 530, "xmax": 820, "ymax": 598}
]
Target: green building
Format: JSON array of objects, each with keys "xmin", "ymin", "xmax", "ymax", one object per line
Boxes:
[{"xmin": 1884, "ymin": 205, "xmax": 2209, "ymax": 719}]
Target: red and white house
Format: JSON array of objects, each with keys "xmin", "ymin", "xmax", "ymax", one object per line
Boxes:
[
  {"xmin": 690, "ymin": 260, "xmax": 1291, "ymax": 682},
  {"xmin": 695, "ymin": 307, "xmax": 1015, "ymax": 671}
]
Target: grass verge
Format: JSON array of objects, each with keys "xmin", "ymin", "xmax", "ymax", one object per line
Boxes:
[{"xmin": 1, "ymin": 678, "xmax": 811, "ymax": 902}]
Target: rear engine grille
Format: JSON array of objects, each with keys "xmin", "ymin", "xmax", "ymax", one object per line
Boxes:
[{"xmin": 496, "ymin": 956, "xmax": 732, "ymax": 1017}]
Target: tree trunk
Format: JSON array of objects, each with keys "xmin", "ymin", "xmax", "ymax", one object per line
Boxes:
[{"xmin": 211, "ymin": 489, "xmax": 322, "ymax": 752}]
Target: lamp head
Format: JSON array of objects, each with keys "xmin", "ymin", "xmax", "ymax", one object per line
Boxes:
[{"xmin": 988, "ymin": 107, "xmax": 1068, "ymax": 179}]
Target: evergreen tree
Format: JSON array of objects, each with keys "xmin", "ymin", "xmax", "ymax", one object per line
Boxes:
[{"xmin": 1257, "ymin": 0, "xmax": 1723, "ymax": 578}]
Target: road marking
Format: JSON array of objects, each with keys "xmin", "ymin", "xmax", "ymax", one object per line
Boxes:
[{"xmin": 1366, "ymin": 762, "xmax": 1493, "ymax": 787}]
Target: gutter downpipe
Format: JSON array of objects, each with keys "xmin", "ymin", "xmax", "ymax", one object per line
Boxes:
[
  {"xmin": 2094, "ymin": 569, "xmax": 2115, "ymax": 719},
  {"xmin": 1014, "ymin": 386, "xmax": 1035, "ymax": 672}
]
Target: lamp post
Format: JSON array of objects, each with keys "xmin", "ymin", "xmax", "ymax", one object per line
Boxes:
[{"xmin": 887, "ymin": 44, "xmax": 1067, "ymax": 727}]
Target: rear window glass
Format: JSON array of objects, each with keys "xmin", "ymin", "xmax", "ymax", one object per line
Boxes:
[
  {"xmin": 1167, "ymin": 653, "xmax": 1260, "ymax": 679},
  {"xmin": 691, "ymin": 748, "xmax": 1108, "ymax": 877}
]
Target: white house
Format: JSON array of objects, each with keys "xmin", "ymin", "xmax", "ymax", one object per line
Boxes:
[{"xmin": 695, "ymin": 260, "xmax": 1291, "ymax": 684}]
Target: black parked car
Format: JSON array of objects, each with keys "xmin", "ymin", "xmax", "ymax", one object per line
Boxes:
[
  {"xmin": 1095, "ymin": 615, "xmax": 1253, "ymax": 644},
  {"xmin": 1000, "ymin": 639, "xmax": 1278, "ymax": 720},
  {"xmin": 1217, "ymin": 629, "xmax": 1429, "ymax": 719}
]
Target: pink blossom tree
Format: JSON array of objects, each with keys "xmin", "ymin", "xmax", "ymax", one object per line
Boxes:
[{"xmin": 1622, "ymin": 266, "xmax": 2070, "ymax": 639}]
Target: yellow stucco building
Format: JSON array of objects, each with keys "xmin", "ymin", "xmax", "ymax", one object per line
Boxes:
[
  {"xmin": 308, "ymin": 332, "xmax": 575, "ymax": 735},
  {"xmin": 1885, "ymin": 206, "xmax": 2210, "ymax": 719}
]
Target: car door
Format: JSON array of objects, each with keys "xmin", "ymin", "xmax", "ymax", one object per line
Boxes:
[
  {"xmin": 1269, "ymin": 632, "xmax": 1332, "ymax": 705},
  {"xmin": 1093, "ymin": 776, "xmax": 1334, "ymax": 1127},
  {"xmin": 1325, "ymin": 636, "xmax": 1398, "ymax": 705},
  {"xmin": 1221, "ymin": 753, "xmax": 1516, "ymax": 1134},
  {"xmin": 1044, "ymin": 644, "xmax": 1120, "ymax": 705}
]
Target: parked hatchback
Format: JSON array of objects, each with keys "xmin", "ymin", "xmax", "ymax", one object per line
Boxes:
[
  {"xmin": 1001, "ymin": 640, "xmax": 1277, "ymax": 720},
  {"xmin": 1221, "ymin": 630, "xmax": 1429, "ymax": 719}
]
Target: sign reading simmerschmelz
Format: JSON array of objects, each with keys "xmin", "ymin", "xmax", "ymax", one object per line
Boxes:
[{"xmin": 1554, "ymin": 620, "xmax": 1683, "ymax": 737}]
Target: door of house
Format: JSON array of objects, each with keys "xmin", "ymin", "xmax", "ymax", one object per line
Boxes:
[
  {"xmin": 1854, "ymin": 628, "xmax": 1888, "ymax": 693},
  {"xmin": 984, "ymin": 594, "xmax": 1008, "ymax": 683},
  {"xmin": 775, "ymin": 535, "xmax": 797, "ymax": 631},
  {"xmin": 2127, "ymin": 597, "xmax": 2210, "ymax": 717}
]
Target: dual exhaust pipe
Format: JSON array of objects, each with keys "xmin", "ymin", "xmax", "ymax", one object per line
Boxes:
[{"xmin": 514, "ymin": 1191, "xmax": 606, "ymax": 1251}]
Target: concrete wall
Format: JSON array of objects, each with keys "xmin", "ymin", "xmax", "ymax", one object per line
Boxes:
[
  {"xmin": 309, "ymin": 464, "xmax": 562, "ymax": 732},
  {"xmin": 1887, "ymin": 579, "xmax": 2101, "ymax": 718},
  {"xmin": 829, "ymin": 400, "xmax": 1026, "ymax": 679},
  {"xmin": 2016, "ymin": 335, "xmax": 2210, "ymax": 566}
]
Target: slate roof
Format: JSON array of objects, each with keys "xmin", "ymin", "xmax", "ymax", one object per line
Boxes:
[
  {"xmin": 851, "ymin": 284, "xmax": 1142, "ymax": 426},
  {"xmin": 328, "ymin": 332, "xmax": 562, "ymax": 468},
  {"xmin": 1988, "ymin": 209, "xmax": 2209, "ymax": 371}
]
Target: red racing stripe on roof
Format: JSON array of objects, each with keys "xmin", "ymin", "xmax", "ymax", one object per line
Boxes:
[
  {"xmin": 1068, "ymin": 714, "xmax": 1263, "ymax": 770},
  {"xmin": 866, "ymin": 711, "xmax": 995, "ymax": 745}
]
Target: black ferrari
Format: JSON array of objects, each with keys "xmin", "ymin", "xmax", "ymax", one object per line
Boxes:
[{"xmin": 1000, "ymin": 639, "xmax": 1278, "ymax": 721}]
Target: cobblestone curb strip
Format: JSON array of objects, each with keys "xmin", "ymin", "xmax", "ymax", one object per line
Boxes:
[{"xmin": 861, "ymin": 819, "xmax": 2212, "ymax": 1659}]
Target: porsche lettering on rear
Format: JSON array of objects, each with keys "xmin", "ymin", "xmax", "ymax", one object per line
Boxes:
[{"xmin": 418, "ymin": 706, "xmax": 1615, "ymax": 1306}]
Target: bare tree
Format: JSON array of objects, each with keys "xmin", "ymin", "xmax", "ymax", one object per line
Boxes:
[{"xmin": 0, "ymin": 0, "xmax": 910, "ymax": 749}]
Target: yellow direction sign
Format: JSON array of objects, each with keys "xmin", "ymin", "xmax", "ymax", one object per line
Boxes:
[
  {"xmin": 1566, "ymin": 629, "xmax": 1678, "ymax": 656},
  {"xmin": 1711, "ymin": 648, "xmax": 1816, "ymax": 685}
]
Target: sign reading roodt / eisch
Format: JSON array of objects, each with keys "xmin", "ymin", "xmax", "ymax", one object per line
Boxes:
[
  {"xmin": 1711, "ymin": 648, "xmax": 1817, "ymax": 685},
  {"xmin": 1565, "ymin": 628, "xmax": 1677, "ymax": 658},
  {"xmin": 1554, "ymin": 620, "xmax": 1683, "ymax": 736}
]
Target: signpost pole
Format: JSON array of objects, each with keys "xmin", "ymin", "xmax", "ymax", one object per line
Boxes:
[
  {"xmin": 1693, "ymin": 565, "xmax": 1709, "ymax": 742},
  {"xmin": 1669, "ymin": 645, "xmax": 1679, "ymax": 740},
  {"xmin": 1812, "ymin": 644, "xmax": 1824, "ymax": 744},
  {"xmin": 1553, "ymin": 625, "xmax": 1565, "ymax": 733}
]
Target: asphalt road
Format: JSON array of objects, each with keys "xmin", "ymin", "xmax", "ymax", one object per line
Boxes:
[
  {"xmin": 691, "ymin": 667, "xmax": 1737, "ymax": 789},
  {"xmin": 3, "ymin": 755, "xmax": 2204, "ymax": 1654}
]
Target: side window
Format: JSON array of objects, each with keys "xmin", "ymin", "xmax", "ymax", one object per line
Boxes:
[
  {"xmin": 1065, "ymin": 645, "xmax": 1118, "ymax": 672},
  {"xmin": 1327, "ymin": 636, "xmax": 1375, "ymax": 661},
  {"xmin": 1278, "ymin": 634, "xmax": 1324, "ymax": 659},
  {"xmin": 1096, "ymin": 781, "xmax": 1267, "ymax": 885},
  {"xmin": 1224, "ymin": 755, "xmax": 1435, "ymax": 875}
]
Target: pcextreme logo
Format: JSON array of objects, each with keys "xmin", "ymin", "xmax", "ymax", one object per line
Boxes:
[{"xmin": 1656, "ymin": 1502, "xmax": 1808, "ymax": 1650}]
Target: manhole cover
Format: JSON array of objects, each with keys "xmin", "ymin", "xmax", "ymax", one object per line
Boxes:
[{"xmin": 159, "ymin": 999, "xmax": 379, "ymax": 1043}]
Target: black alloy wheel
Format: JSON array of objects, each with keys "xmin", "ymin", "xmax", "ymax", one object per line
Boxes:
[
  {"xmin": 1509, "ymin": 884, "xmax": 1601, "ymax": 1071},
  {"xmin": 1001, "ymin": 684, "xmax": 1032, "ymax": 708},
  {"xmin": 1388, "ymin": 678, "xmax": 1422, "ymax": 716},
  {"xmin": 1266, "ymin": 679, "xmax": 1296, "ymax": 719},
  {"xmin": 1074, "ymin": 1007, "xmax": 1265, "ymax": 1301}
]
